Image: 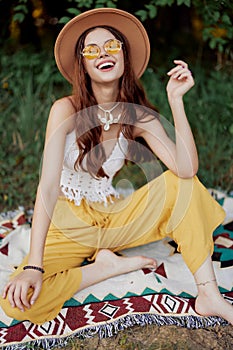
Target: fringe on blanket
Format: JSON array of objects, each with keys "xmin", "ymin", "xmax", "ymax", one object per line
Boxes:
[{"xmin": 1, "ymin": 314, "xmax": 229, "ymax": 350}]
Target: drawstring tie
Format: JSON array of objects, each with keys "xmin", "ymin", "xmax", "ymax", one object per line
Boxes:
[{"xmin": 84, "ymin": 202, "xmax": 110, "ymax": 261}]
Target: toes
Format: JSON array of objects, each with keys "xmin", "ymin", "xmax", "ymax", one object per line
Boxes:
[
  {"xmin": 144, "ymin": 260, "xmax": 157, "ymax": 269},
  {"xmin": 145, "ymin": 262, "xmax": 157, "ymax": 269},
  {"xmin": 96, "ymin": 250, "xmax": 157, "ymax": 273},
  {"xmin": 142, "ymin": 255, "xmax": 157, "ymax": 265},
  {"xmin": 136, "ymin": 256, "xmax": 157, "ymax": 270}
]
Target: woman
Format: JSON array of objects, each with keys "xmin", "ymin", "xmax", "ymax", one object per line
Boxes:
[{"xmin": 1, "ymin": 8, "xmax": 232, "ymax": 325}]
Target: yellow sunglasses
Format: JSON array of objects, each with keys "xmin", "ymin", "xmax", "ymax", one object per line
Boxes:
[{"xmin": 81, "ymin": 39, "xmax": 123, "ymax": 60}]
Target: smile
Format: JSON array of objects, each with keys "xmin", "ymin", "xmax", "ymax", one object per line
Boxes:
[{"xmin": 97, "ymin": 61, "xmax": 115, "ymax": 70}]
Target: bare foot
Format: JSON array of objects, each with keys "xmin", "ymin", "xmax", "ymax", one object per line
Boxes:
[
  {"xmin": 79, "ymin": 249, "xmax": 157, "ymax": 292},
  {"xmin": 195, "ymin": 293, "xmax": 233, "ymax": 325},
  {"xmin": 95, "ymin": 249, "xmax": 157, "ymax": 278}
]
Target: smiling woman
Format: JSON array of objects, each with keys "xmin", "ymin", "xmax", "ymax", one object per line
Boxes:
[
  {"xmin": 80, "ymin": 27, "xmax": 125, "ymax": 85},
  {"xmin": 0, "ymin": 7, "xmax": 232, "ymax": 326}
]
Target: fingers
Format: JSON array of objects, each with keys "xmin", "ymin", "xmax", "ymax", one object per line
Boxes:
[
  {"xmin": 2, "ymin": 282, "xmax": 11, "ymax": 299},
  {"xmin": 13, "ymin": 285, "xmax": 26, "ymax": 312},
  {"xmin": 3, "ymin": 282, "xmax": 32, "ymax": 312},
  {"xmin": 174, "ymin": 59, "xmax": 188, "ymax": 68},
  {"xmin": 21, "ymin": 285, "xmax": 31, "ymax": 309},
  {"xmin": 174, "ymin": 69, "xmax": 192, "ymax": 80},
  {"xmin": 167, "ymin": 60, "xmax": 192, "ymax": 80},
  {"xmin": 30, "ymin": 282, "xmax": 41, "ymax": 306},
  {"xmin": 2, "ymin": 272, "xmax": 43, "ymax": 312},
  {"xmin": 6, "ymin": 284, "xmax": 16, "ymax": 309}
]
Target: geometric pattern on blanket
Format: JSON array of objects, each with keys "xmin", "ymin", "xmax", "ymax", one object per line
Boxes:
[{"xmin": 0, "ymin": 195, "xmax": 233, "ymax": 349}]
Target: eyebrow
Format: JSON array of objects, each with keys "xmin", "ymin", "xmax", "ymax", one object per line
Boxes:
[
  {"xmin": 84, "ymin": 39, "xmax": 115, "ymax": 46},
  {"xmin": 84, "ymin": 42, "xmax": 98, "ymax": 46}
]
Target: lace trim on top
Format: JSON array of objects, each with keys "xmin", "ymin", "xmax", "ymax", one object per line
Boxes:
[
  {"xmin": 60, "ymin": 130, "xmax": 128, "ymax": 206},
  {"xmin": 60, "ymin": 168, "xmax": 120, "ymax": 206}
]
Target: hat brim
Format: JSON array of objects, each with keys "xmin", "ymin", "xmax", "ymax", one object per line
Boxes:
[{"xmin": 54, "ymin": 8, "xmax": 150, "ymax": 83}]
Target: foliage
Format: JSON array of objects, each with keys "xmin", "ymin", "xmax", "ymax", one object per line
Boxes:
[
  {"xmin": 59, "ymin": 0, "xmax": 118, "ymax": 23},
  {"xmin": 0, "ymin": 49, "xmax": 70, "ymax": 210},
  {"xmin": 7, "ymin": 0, "xmax": 233, "ymax": 62},
  {"xmin": 135, "ymin": 1, "xmax": 233, "ymax": 59},
  {"xmin": 13, "ymin": 0, "xmax": 29, "ymax": 23},
  {"xmin": 55, "ymin": 0, "xmax": 233, "ymax": 61},
  {"xmin": 185, "ymin": 67, "xmax": 233, "ymax": 191},
  {"xmin": 194, "ymin": 0, "xmax": 233, "ymax": 55}
]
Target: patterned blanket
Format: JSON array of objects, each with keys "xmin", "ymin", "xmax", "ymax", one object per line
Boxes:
[{"xmin": 0, "ymin": 191, "xmax": 232, "ymax": 349}]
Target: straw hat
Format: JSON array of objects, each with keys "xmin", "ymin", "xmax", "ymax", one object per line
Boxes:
[{"xmin": 54, "ymin": 8, "xmax": 150, "ymax": 83}]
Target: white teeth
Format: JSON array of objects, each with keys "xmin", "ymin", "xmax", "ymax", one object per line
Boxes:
[{"xmin": 98, "ymin": 62, "xmax": 114, "ymax": 70}]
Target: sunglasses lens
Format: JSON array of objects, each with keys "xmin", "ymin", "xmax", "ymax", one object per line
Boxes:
[
  {"xmin": 105, "ymin": 39, "xmax": 122, "ymax": 54},
  {"xmin": 82, "ymin": 45, "xmax": 100, "ymax": 59},
  {"xmin": 82, "ymin": 40, "xmax": 122, "ymax": 59}
]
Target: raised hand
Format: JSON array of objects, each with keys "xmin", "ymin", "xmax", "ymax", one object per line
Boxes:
[
  {"xmin": 166, "ymin": 60, "xmax": 194, "ymax": 100},
  {"xmin": 2, "ymin": 270, "xmax": 43, "ymax": 312}
]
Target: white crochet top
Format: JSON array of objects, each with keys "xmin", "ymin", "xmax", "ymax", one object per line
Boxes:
[{"xmin": 60, "ymin": 130, "xmax": 128, "ymax": 206}]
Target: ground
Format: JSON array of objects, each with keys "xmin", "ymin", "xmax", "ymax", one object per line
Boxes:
[{"xmin": 52, "ymin": 324, "xmax": 233, "ymax": 350}]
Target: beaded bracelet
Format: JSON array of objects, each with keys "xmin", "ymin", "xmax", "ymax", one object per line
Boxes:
[{"xmin": 23, "ymin": 265, "xmax": 45, "ymax": 274}]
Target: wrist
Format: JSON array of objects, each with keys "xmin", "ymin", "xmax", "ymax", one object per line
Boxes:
[
  {"xmin": 28, "ymin": 253, "xmax": 43, "ymax": 267},
  {"xmin": 168, "ymin": 94, "xmax": 183, "ymax": 105},
  {"xmin": 28, "ymin": 260, "xmax": 43, "ymax": 267},
  {"xmin": 23, "ymin": 265, "xmax": 45, "ymax": 273}
]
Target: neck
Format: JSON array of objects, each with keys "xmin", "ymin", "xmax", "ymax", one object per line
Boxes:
[{"xmin": 91, "ymin": 81, "xmax": 119, "ymax": 105}]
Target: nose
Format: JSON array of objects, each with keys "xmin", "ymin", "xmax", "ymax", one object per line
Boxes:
[{"xmin": 99, "ymin": 47, "xmax": 109, "ymax": 58}]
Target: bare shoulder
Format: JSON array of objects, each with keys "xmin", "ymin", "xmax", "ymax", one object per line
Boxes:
[
  {"xmin": 134, "ymin": 113, "xmax": 161, "ymax": 138},
  {"xmin": 52, "ymin": 96, "xmax": 75, "ymax": 113},
  {"xmin": 48, "ymin": 96, "xmax": 76, "ymax": 134},
  {"xmin": 50, "ymin": 96, "xmax": 76, "ymax": 119}
]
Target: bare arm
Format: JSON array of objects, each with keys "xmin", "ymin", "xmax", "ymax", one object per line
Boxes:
[
  {"xmin": 135, "ymin": 60, "xmax": 198, "ymax": 178},
  {"xmin": 28, "ymin": 99, "xmax": 75, "ymax": 267},
  {"xmin": 2, "ymin": 97, "xmax": 75, "ymax": 311}
]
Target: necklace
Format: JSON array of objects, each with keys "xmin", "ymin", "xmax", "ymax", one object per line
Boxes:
[{"xmin": 97, "ymin": 102, "xmax": 121, "ymax": 131}]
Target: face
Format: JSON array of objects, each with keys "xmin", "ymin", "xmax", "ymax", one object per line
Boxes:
[{"xmin": 82, "ymin": 28, "xmax": 124, "ymax": 85}]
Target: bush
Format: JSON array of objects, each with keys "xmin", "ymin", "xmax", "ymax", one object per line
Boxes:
[
  {"xmin": 0, "ymin": 49, "xmax": 70, "ymax": 210},
  {"xmin": 185, "ymin": 67, "xmax": 233, "ymax": 191}
]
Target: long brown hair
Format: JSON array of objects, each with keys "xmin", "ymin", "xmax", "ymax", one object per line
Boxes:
[{"xmin": 72, "ymin": 25, "xmax": 158, "ymax": 178}]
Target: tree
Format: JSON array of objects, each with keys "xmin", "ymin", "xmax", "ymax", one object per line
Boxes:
[{"xmin": 2, "ymin": 0, "xmax": 233, "ymax": 66}]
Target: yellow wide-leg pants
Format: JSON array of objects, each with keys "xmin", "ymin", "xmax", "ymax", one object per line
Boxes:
[{"xmin": 0, "ymin": 171, "xmax": 225, "ymax": 324}]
